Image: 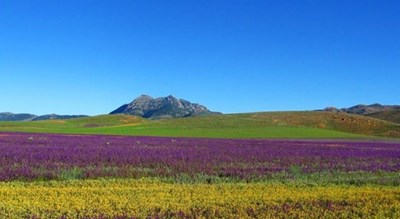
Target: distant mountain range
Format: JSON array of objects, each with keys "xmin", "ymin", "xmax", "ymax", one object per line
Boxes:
[
  {"xmin": 322, "ymin": 104, "xmax": 400, "ymax": 115},
  {"xmin": 0, "ymin": 112, "xmax": 37, "ymax": 121},
  {"xmin": 0, "ymin": 113, "xmax": 88, "ymax": 122},
  {"xmin": 320, "ymin": 104, "xmax": 400, "ymax": 124},
  {"xmin": 2, "ymin": 98, "xmax": 399, "ymax": 124},
  {"xmin": 110, "ymin": 95, "xmax": 220, "ymax": 119}
]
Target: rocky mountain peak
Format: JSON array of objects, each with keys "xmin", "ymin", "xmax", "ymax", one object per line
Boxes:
[
  {"xmin": 322, "ymin": 107, "xmax": 342, "ymax": 112},
  {"xmin": 110, "ymin": 95, "xmax": 220, "ymax": 119},
  {"xmin": 136, "ymin": 94, "xmax": 153, "ymax": 100}
]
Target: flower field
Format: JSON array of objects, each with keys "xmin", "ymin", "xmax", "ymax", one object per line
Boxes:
[
  {"xmin": 1, "ymin": 180, "xmax": 399, "ymax": 218},
  {"xmin": 0, "ymin": 132, "xmax": 399, "ymax": 218}
]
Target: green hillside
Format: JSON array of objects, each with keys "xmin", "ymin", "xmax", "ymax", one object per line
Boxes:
[{"xmin": 0, "ymin": 111, "xmax": 399, "ymax": 139}]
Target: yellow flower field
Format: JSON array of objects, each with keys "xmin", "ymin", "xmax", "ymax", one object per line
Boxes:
[{"xmin": 0, "ymin": 179, "xmax": 399, "ymax": 218}]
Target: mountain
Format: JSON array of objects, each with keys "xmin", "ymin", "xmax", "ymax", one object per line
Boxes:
[
  {"xmin": 342, "ymin": 104, "xmax": 400, "ymax": 115},
  {"xmin": 320, "ymin": 104, "xmax": 400, "ymax": 124},
  {"xmin": 110, "ymin": 95, "xmax": 220, "ymax": 119},
  {"xmin": 31, "ymin": 114, "xmax": 88, "ymax": 121},
  {"xmin": 320, "ymin": 107, "xmax": 343, "ymax": 113},
  {"xmin": 0, "ymin": 112, "xmax": 36, "ymax": 121},
  {"xmin": 0, "ymin": 112, "xmax": 88, "ymax": 122}
]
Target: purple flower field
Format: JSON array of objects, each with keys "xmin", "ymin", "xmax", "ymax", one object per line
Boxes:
[{"xmin": 0, "ymin": 132, "xmax": 399, "ymax": 181}]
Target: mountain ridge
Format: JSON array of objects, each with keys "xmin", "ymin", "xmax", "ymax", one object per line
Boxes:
[
  {"xmin": 0, "ymin": 112, "xmax": 88, "ymax": 122},
  {"xmin": 320, "ymin": 104, "xmax": 400, "ymax": 114},
  {"xmin": 3, "ymin": 101, "xmax": 400, "ymax": 123},
  {"xmin": 110, "ymin": 95, "xmax": 220, "ymax": 119}
]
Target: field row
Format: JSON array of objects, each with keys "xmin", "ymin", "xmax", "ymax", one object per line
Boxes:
[
  {"xmin": 0, "ymin": 179, "xmax": 399, "ymax": 218},
  {"xmin": 1, "ymin": 132, "xmax": 399, "ymax": 182},
  {"xmin": 1, "ymin": 132, "xmax": 399, "ymax": 218}
]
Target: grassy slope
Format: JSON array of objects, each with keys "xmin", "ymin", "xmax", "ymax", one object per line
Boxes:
[
  {"xmin": 0, "ymin": 112, "xmax": 399, "ymax": 139},
  {"xmin": 366, "ymin": 110, "xmax": 400, "ymax": 124}
]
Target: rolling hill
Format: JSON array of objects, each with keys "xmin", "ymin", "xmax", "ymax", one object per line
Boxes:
[
  {"xmin": 366, "ymin": 110, "xmax": 400, "ymax": 124},
  {"xmin": 0, "ymin": 111, "xmax": 399, "ymax": 139},
  {"xmin": 321, "ymin": 104, "xmax": 400, "ymax": 124}
]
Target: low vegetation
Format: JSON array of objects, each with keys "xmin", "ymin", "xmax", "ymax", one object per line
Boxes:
[
  {"xmin": 0, "ymin": 111, "xmax": 399, "ymax": 139},
  {"xmin": 1, "ymin": 179, "xmax": 398, "ymax": 219},
  {"xmin": 366, "ymin": 110, "xmax": 400, "ymax": 124},
  {"xmin": 0, "ymin": 132, "xmax": 399, "ymax": 218}
]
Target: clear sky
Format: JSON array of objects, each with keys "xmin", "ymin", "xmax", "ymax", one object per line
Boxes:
[{"xmin": 1, "ymin": 0, "xmax": 399, "ymax": 115}]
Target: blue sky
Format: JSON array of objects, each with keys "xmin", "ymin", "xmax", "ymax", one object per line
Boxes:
[{"xmin": 1, "ymin": 0, "xmax": 399, "ymax": 115}]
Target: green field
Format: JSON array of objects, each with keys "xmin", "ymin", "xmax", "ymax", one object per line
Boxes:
[{"xmin": 1, "ymin": 111, "xmax": 399, "ymax": 139}]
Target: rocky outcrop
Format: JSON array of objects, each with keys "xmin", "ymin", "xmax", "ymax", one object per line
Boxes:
[{"xmin": 110, "ymin": 95, "xmax": 219, "ymax": 119}]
